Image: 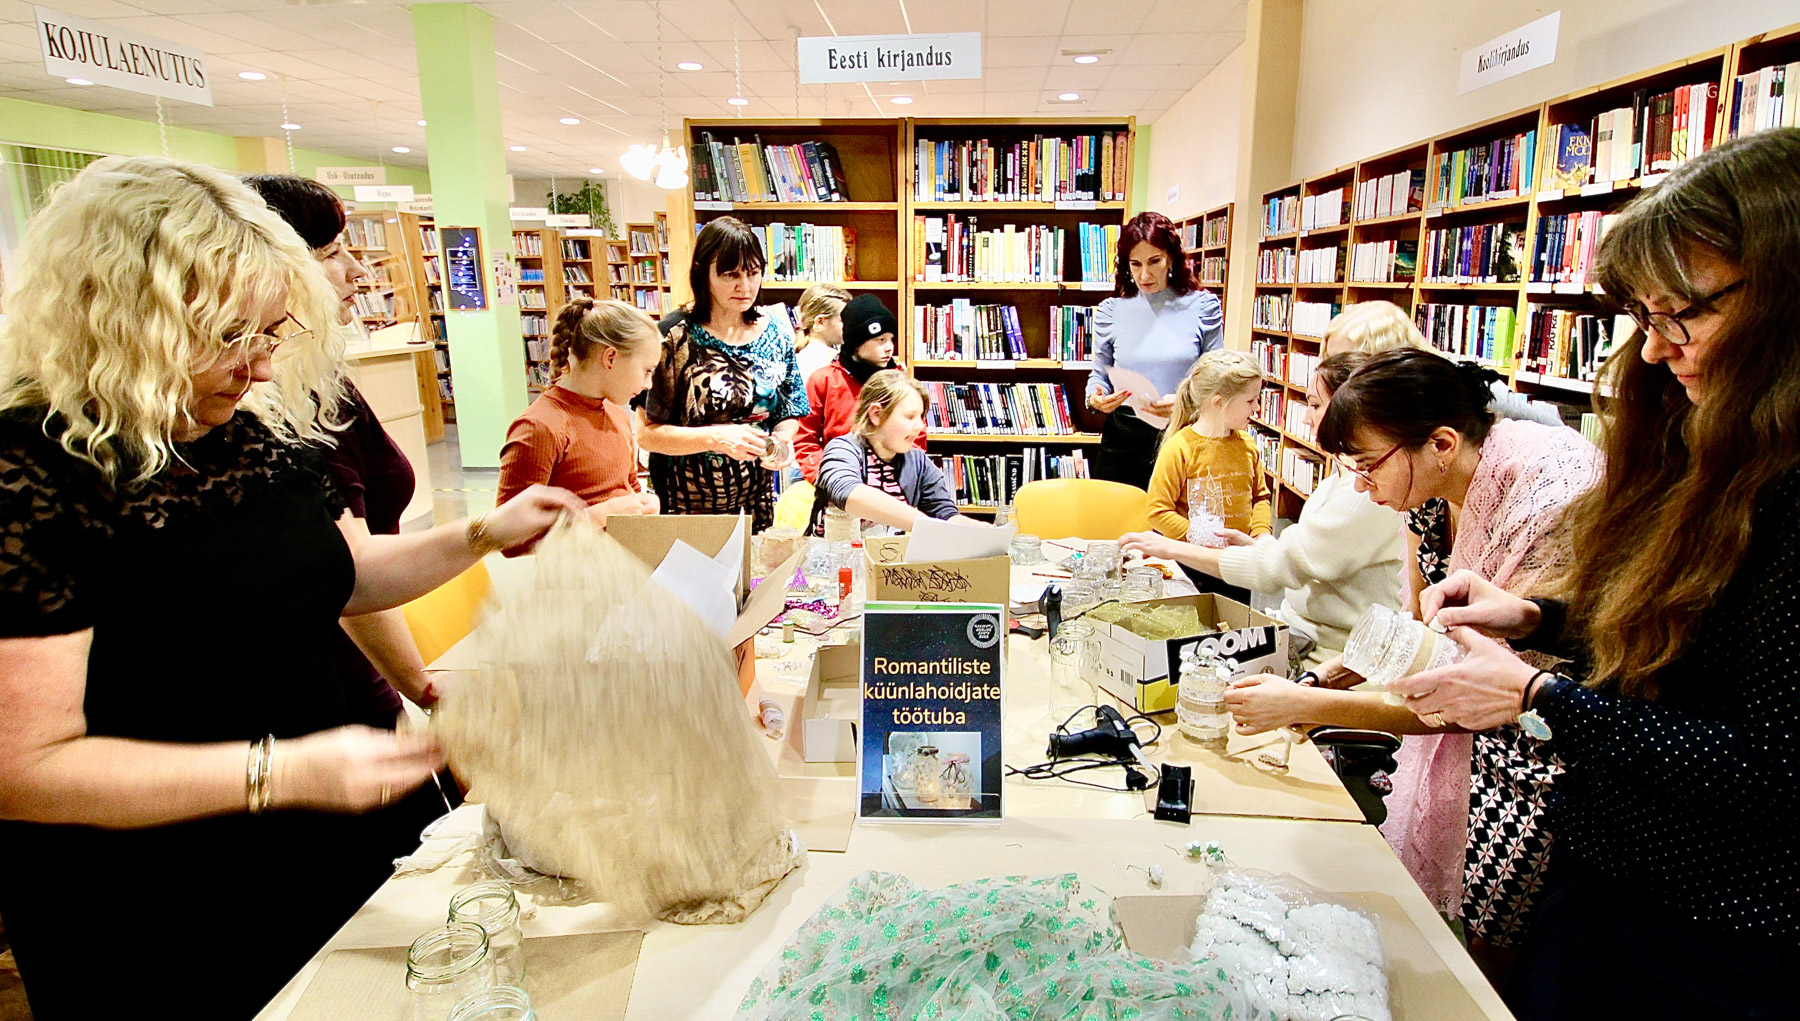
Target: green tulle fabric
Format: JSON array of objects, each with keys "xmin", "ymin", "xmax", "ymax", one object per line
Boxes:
[{"xmin": 734, "ymin": 871, "xmax": 1263, "ymax": 1021}]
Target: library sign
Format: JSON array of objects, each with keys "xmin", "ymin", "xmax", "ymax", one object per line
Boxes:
[
  {"xmin": 798, "ymin": 32, "xmax": 981, "ymax": 84},
  {"xmin": 1459, "ymin": 11, "xmax": 1560, "ymax": 95},
  {"xmin": 35, "ymin": 6, "xmax": 212, "ymax": 107}
]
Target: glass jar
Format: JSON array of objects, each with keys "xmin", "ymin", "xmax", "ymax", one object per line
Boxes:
[
  {"xmin": 823, "ymin": 506, "xmax": 860, "ymax": 545},
  {"xmin": 1084, "ymin": 540, "xmax": 1123, "ymax": 579},
  {"xmin": 911, "ymin": 745, "xmax": 943, "ymax": 803},
  {"xmin": 760, "ymin": 432, "xmax": 792, "ymax": 470},
  {"xmin": 1175, "ymin": 648, "xmax": 1235, "ymax": 749},
  {"xmin": 406, "ymin": 922, "xmax": 494, "ymax": 1021},
  {"xmin": 802, "ymin": 537, "xmax": 835, "ymax": 596},
  {"xmin": 1048, "ymin": 621, "xmax": 1100, "ymax": 724},
  {"xmin": 993, "ymin": 503, "xmax": 1016, "ymax": 527},
  {"xmin": 448, "ymin": 881, "xmax": 526, "ymax": 990},
  {"xmin": 448, "ymin": 986, "xmax": 535, "ymax": 1021},
  {"xmin": 1187, "ymin": 477, "xmax": 1228, "ymax": 549},
  {"xmin": 1009, "ymin": 534, "xmax": 1045, "ymax": 566},
  {"xmin": 1121, "ymin": 566, "xmax": 1162, "ymax": 603},
  {"xmin": 1059, "ymin": 581, "xmax": 1100, "ymax": 619},
  {"xmin": 1341, "ymin": 604, "xmax": 1464, "ymax": 705}
]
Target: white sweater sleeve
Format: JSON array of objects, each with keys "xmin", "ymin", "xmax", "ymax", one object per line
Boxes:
[{"xmin": 1214, "ymin": 474, "xmax": 1401, "ymax": 593}]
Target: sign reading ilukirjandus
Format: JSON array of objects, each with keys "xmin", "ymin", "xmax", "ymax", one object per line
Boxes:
[
  {"xmin": 798, "ymin": 32, "xmax": 981, "ymax": 84},
  {"xmin": 35, "ymin": 6, "xmax": 212, "ymax": 106}
]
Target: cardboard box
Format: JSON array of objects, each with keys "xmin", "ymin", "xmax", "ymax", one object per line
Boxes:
[
  {"xmin": 800, "ymin": 641, "xmax": 862, "ymax": 763},
  {"xmin": 1090, "ymin": 593, "xmax": 1288, "ymax": 713},
  {"xmin": 861, "ymin": 535, "xmax": 1011, "ymax": 607}
]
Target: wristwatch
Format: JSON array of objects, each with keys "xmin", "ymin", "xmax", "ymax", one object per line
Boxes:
[{"xmin": 1517, "ymin": 671, "xmax": 1572, "ymax": 740}]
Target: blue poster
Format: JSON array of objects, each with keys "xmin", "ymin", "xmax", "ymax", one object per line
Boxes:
[{"xmin": 859, "ymin": 601, "xmax": 1005, "ymax": 822}]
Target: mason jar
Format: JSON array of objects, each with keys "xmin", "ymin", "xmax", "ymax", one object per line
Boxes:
[
  {"xmin": 406, "ymin": 922, "xmax": 494, "ymax": 1021},
  {"xmin": 911, "ymin": 745, "xmax": 943, "ymax": 803},
  {"xmin": 1048, "ymin": 621, "xmax": 1100, "ymax": 724},
  {"xmin": 448, "ymin": 881, "xmax": 526, "ymax": 989},
  {"xmin": 1187, "ymin": 476, "xmax": 1228, "ymax": 548},
  {"xmin": 1341, "ymin": 604, "xmax": 1464, "ymax": 705},
  {"xmin": 448, "ymin": 986, "xmax": 535, "ymax": 1021}
]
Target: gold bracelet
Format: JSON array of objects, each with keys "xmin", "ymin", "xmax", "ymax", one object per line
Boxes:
[
  {"xmin": 247, "ymin": 734, "xmax": 274, "ymax": 815},
  {"xmin": 467, "ymin": 513, "xmax": 507, "ymax": 556}
]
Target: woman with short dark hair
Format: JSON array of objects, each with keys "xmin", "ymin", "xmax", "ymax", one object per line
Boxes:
[
  {"xmin": 1084, "ymin": 211, "xmax": 1223, "ymax": 489},
  {"xmin": 639, "ymin": 217, "xmax": 807, "ymax": 530}
]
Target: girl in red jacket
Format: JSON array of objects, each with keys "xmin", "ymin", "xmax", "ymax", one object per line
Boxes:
[{"xmin": 794, "ymin": 293, "xmax": 921, "ymax": 481}]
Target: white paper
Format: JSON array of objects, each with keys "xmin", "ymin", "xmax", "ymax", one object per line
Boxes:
[
  {"xmin": 713, "ymin": 514, "xmax": 746, "ymax": 593},
  {"xmin": 648, "ymin": 540, "xmax": 739, "ymax": 640},
  {"xmin": 903, "ymin": 518, "xmax": 1016, "ymax": 563},
  {"xmin": 1109, "ymin": 367, "xmax": 1170, "ymax": 428},
  {"xmin": 1009, "ymin": 581, "xmax": 1049, "ymax": 608}
]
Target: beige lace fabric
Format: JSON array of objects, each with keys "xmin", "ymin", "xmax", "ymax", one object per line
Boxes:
[
  {"xmin": 1379, "ymin": 419, "xmax": 1600, "ymax": 916},
  {"xmin": 433, "ymin": 518, "xmax": 801, "ymax": 925}
]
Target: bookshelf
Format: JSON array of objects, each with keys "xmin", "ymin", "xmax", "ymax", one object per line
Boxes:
[
  {"xmin": 346, "ymin": 210, "xmax": 445, "ymax": 444},
  {"xmin": 396, "ymin": 211, "xmax": 452, "ymax": 429},
  {"xmin": 625, "ymin": 220, "xmax": 667, "ymax": 317},
  {"xmin": 1181, "ymin": 203, "xmax": 1233, "ymax": 317}
]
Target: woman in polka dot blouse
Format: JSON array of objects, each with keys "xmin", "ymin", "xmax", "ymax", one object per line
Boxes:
[{"xmin": 1392, "ymin": 128, "xmax": 1800, "ymax": 1019}]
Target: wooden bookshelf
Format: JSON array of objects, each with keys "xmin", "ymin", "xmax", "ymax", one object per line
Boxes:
[
  {"xmin": 625, "ymin": 220, "xmax": 667, "ymax": 318},
  {"xmin": 386, "ymin": 211, "xmax": 451, "ymax": 436},
  {"xmin": 602, "ymin": 237, "xmax": 633, "ymax": 302},
  {"xmin": 345, "ymin": 210, "xmax": 443, "ymax": 444},
  {"xmin": 513, "ymin": 228, "xmax": 567, "ymax": 397},
  {"xmin": 1181, "ymin": 202, "xmax": 1233, "ymax": 317}
]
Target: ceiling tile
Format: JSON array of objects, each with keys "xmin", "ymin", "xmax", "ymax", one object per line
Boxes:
[
  {"xmin": 988, "ymin": 0, "xmax": 1071, "ymax": 37},
  {"xmin": 1061, "ymin": 2, "xmax": 1151, "ymax": 36},
  {"xmin": 984, "ymin": 35, "xmax": 1057, "ymax": 68}
]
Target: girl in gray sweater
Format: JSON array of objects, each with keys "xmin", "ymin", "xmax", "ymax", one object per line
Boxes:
[{"xmin": 810, "ymin": 370, "xmax": 982, "ymax": 535}]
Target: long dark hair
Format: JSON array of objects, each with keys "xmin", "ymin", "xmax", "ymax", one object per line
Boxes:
[
  {"xmin": 1557, "ymin": 128, "xmax": 1800, "ymax": 697},
  {"xmin": 687, "ymin": 216, "xmax": 764, "ymax": 326},
  {"xmin": 1317, "ymin": 348, "xmax": 1499, "ymax": 456},
  {"xmin": 243, "ymin": 174, "xmax": 345, "ymax": 249},
  {"xmin": 1312, "ymin": 352, "xmax": 1371, "ymax": 398},
  {"xmin": 1113, "ymin": 211, "xmax": 1194, "ymax": 298}
]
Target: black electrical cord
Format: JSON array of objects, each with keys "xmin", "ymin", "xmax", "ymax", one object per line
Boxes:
[{"xmin": 1004, "ymin": 705, "xmax": 1166, "ymax": 792}]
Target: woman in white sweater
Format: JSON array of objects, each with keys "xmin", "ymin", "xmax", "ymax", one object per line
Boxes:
[{"xmin": 1121, "ymin": 352, "xmax": 1402, "ymax": 669}]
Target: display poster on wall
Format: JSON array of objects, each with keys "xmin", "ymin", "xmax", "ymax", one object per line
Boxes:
[
  {"xmin": 859, "ymin": 602, "xmax": 1004, "ymax": 823},
  {"xmin": 798, "ymin": 31, "xmax": 981, "ymax": 84},
  {"xmin": 440, "ymin": 227, "xmax": 487, "ymax": 312},
  {"xmin": 490, "ymin": 252, "xmax": 517, "ymax": 306},
  {"xmin": 317, "ymin": 166, "xmax": 385, "ymax": 186},
  {"xmin": 1459, "ymin": 11, "xmax": 1560, "ymax": 94},
  {"xmin": 35, "ymin": 5, "xmax": 212, "ymax": 106}
]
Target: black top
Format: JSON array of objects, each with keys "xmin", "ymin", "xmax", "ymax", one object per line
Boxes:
[
  {"xmin": 1524, "ymin": 468, "xmax": 1800, "ymax": 943},
  {"xmin": 0, "ymin": 409, "xmax": 439, "ymax": 1020},
  {"xmin": 319, "ymin": 382, "xmax": 416, "ymax": 727}
]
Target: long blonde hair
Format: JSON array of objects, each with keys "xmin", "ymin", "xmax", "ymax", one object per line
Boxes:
[
  {"xmin": 1322, "ymin": 300, "xmax": 1428, "ymax": 356},
  {"xmin": 794, "ymin": 283, "xmax": 850, "ymax": 351},
  {"xmin": 0, "ymin": 155, "xmax": 344, "ymax": 482},
  {"xmin": 851, "ymin": 369, "xmax": 929, "ymax": 435},
  {"xmin": 1164, "ymin": 349, "xmax": 1262, "ymax": 439},
  {"xmin": 550, "ymin": 296, "xmax": 659, "ymax": 379}
]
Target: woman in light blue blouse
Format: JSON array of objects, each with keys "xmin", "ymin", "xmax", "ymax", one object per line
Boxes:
[
  {"xmin": 641, "ymin": 217, "xmax": 808, "ymax": 531},
  {"xmin": 1086, "ymin": 211, "xmax": 1225, "ymax": 489}
]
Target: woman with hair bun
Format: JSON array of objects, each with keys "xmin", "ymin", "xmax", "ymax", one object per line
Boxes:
[
  {"xmin": 498, "ymin": 296, "xmax": 661, "ymax": 533},
  {"xmin": 1084, "ymin": 211, "xmax": 1224, "ymax": 489}
]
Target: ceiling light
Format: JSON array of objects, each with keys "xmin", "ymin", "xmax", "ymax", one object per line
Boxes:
[
  {"xmin": 392, "ymin": 146, "xmax": 411, "ymax": 154},
  {"xmin": 1073, "ymin": 54, "xmax": 1100, "ymax": 64},
  {"xmin": 416, "ymin": 119, "xmax": 427, "ymax": 126},
  {"xmin": 727, "ymin": 96, "xmax": 749, "ymax": 106},
  {"xmin": 65, "ymin": 77, "xmax": 93, "ymax": 86},
  {"xmin": 890, "ymin": 96, "xmax": 914, "ymax": 105},
  {"xmin": 509, "ymin": 145, "xmax": 527, "ymax": 152},
  {"xmin": 677, "ymin": 61, "xmax": 703, "ymax": 71},
  {"xmin": 620, "ymin": 144, "xmax": 657, "ymax": 181},
  {"xmin": 279, "ymin": 122, "xmax": 301, "ymax": 131},
  {"xmin": 588, "ymin": 166, "xmax": 605, "ymax": 174},
  {"xmin": 1058, "ymin": 92, "xmax": 1081, "ymax": 101},
  {"xmin": 237, "ymin": 71, "xmax": 267, "ymax": 81},
  {"xmin": 560, "ymin": 117, "xmax": 580, "ymax": 125}
]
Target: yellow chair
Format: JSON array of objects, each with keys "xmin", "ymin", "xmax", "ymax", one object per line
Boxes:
[
  {"xmin": 401, "ymin": 561, "xmax": 493, "ymax": 666},
  {"xmin": 1012, "ymin": 478, "xmax": 1152, "ymax": 541},
  {"xmin": 773, "ymin": 478, "xmax": 817, "ymax": 532}
]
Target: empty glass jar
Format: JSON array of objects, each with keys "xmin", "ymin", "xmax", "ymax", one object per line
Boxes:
[
  {"xmin": 406, "ymin": 922, "xmax": 494, "ymax": 1021},
  {"xmin": 448, "ymin": 986, "xmax": 536, "ymax": 1021},
  {"xmin": 1009, "ymin": 533, "xmax": 1045, "ymax": 566},
  {"xmin": 1341, "ymin": 603, "xmax": 1464, "ymax": 705},
  {"xmin": 1121, "ymin": 566, "xmax": 1163, "ymax": 603},
  {"xmin": 1059, "ymin": 581, "xmax": 1100, "ymax": 619},
  {"xmin": 1187, "ymin": 477, "xmax": 1228, "ymax": 548},
  {"xmin": 1048, "ymin": 621, "xmax": 1101, "ymax": 725},
  {"xmin": 1084, "ymin": 540, "xmax": 1123, "ymax": 579},
  {"xmin": 448, "ymin": 881, "xmax": 526, "ymax": 989}
]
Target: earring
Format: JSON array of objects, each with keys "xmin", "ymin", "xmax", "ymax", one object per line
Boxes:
[{"xmin": 1437, "ymin": 462, "xmax": 1447, "ymax": 473}]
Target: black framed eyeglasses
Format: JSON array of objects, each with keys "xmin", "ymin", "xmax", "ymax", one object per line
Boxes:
[
  {"xmin": 1339, "ymin": 443, "xmax": 1402, "ymax": 486},
  {"xmin": 1624, "ymin": 279, "xmax": 1743, "ymax": 346}
]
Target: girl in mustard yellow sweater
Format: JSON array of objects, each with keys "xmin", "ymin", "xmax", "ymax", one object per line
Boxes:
[{"xmin": 1144, "ymin": 349, "xmax": 1271, "ymax": 601}]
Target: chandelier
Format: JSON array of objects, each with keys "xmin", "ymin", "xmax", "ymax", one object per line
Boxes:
[{"xmin": 623, "ymin": 2, "xmax": 689, "ymax": 190}]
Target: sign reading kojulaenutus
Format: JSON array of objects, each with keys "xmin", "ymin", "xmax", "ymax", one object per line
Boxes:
[
  {"xmin": 859, "ymin": 601, "xmax": 1004, "ymax": 823},
  {"xmin": 798, "ymin": 32, "xmax": 981, "ymax": 84},
  {"xmin": 35, "ymin": 6, "xmax": 212, "ymax": 106}
]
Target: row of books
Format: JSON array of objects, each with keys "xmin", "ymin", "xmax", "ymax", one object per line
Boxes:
[
  {"xmin": 350, "ymin": 291, "xmax": 395, "ymax": 320},
  {"xmin": 1280, "ymin": 448, "xmax": 1329, "ymax": 497},
  {"xmin": 1049, "ymin": 305, "xmax": 1097, "ymax": 363},
  {"xmin": 1531, "ymin": 210, "xmax": 1619, "ymax": 284},
  {"xmin": 692, "ymin": 135, "xmax": 850, "ymax": 203},
  {"xmin": 913, "ymin": 132, "xmax": 1130, "ymax": 202},
  {"xmin": 1203, "ymin": 215, "xmax": 1230, "ymax": 248},
  {"xmin": 519, "ymin": 267, "xmax": 546, "ymax": 283},
  {"xmin": 1290, "ymin": 301, "xmax": 1340, "ymax": 339},
  {"xmin": 524, "ymin": 337, "xmax": 551, "ymax": 362},
  {"xmin": 1355, "ymin": 168, "xmax": 1426, "ymax": 221},
  {"xmin": 912, "ymin": 301, "xmax": 1028, "ymax": 361},
  {"xmin": 1250, "ymin": 337, "xmax": 1286, "ymax": 378},
  {"xmin": 527, "ymin": 362, "xmax": 554, "ymax": 388},
  {"xmin": 1180, "ymin": 220, "xmax": 1202, "ymax": 251},
  {"xmin": 930, "ymin": 449, "xmax": 1092, "ymax": 509},
  {"xmin": 1299, "ymin": 188, "xmax": 1348, "ymax": 230},
  {"xmin": 1252, "ymin": 293, "xmax": 1291, "ymax": 332},
  {"xmin": 1283, "ymin": 398, "xmax": 1313, "ymax": 445},
  {"xmin": 1544, "ymin": 83, "xmax": 1718, "ymax": 189},
  {"xmin": 1522, "ymin": 307, "xmax": 1631, "ymax": 380},
  {"xmin": 431, "ymin": 346, "xmax": 450, "ymax": 373},
  {"xmin": 1251, "ymin": 426, "xmax": 1281, "ymax": 472},
  {"xmin": 425, "ymin": 316, "xmax": 447, "ymax": 343},
  {"xmin": 1428, "ymin": 128, "xmax": 1537, "ymax": 207},
  {"xmin": 631, "ymin": 264, "xmax": 659, "ymax": 283},
  {"xmin": 1076, "ymin": 223, "xmax": 1120, "ymax": 286},
  {"xmin": 519, "ymin": 290, "xmax": 547, "ymax": 310},
  {"xmin": 561, "ymin": 239, "xmax": 590, "ymax": 260},
  {"xmin": 1255, "ymin": 387, "xmax": 1286, "ymax": 430},
  {"xmin": 1257, "ymin": 247, "xmax": 1296, "ymax": 284},
  {"xmin": 628, "ymin": 228, "xmax": 659, "ymax": 255},
  {"xmin": 343, "ymin": 218, "xmax": 387, "ymax": 249},
  {"xmin": 521, "ymin": 313, "xmax": 549, "ymax": 339},
  {"xmin": 1262, "ymin": 194, "xmax": 1299, "ymax": 237},
  {"xmin": 1415, "ymin": 302, "xmax": 1516, "ymax": 366},
  {"xmin": 922, "ymin": 382, "xmax": 1076, "ymax": 436},
  {"xmin": 515, "ymin": 232, "xmax": 545, "ymax": 257},
  {"xmin": 1421, "ymin": 221, "xmax": 1526, "ymax": 284},
  {"xmin": 1349, "ymin": 239, "xmax": 1418, "ymax": 283},
  {"xmin": 757, "ymin": 223, "xmax": 857, "ymax": 283},
  {"xmin": 630, "ymin": 290, "xmax": 663, "ymax": 315},
  {"xmin": 1297, "ymin": 246, "xmax": 1343, "ymax": 285},
  {"xmin": 1729, "ymin": 62, "xmax": 1800, "ymax": 137},
  {"xmin": 563, "ymin": 264, "xmax": 592, "ymax": 283},
  {"xmin": 1197, "ymin": 255, "xmax": 1226, "ymax": 285},
  {"xmin": 916, "ymin": 216, "xmax": 1064, "ymax": 283},
  {"xmin": 1284, "ymin": 349, "xmax": 1320, "ymax": 388}
]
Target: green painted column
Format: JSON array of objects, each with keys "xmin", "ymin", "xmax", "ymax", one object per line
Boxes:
[
  {"xmin": 413, "ymin": 3, "xmax": 523, "ymax": 468},
  {"xmin": 1129, "ymin": 123, "xmax": 1153, "ymax": 214}
]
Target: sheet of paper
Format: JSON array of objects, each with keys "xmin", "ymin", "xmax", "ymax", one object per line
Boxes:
[
  {"xmin": 1109, "ymin": 367, "xmax": 1169, "ymax": 428},
  {"xmin": 713, "ymin": 512, "xmax": 746, "ymax": 592},
  {"xmin": 902, "ymin": 517, "xmax": 1017, "ymax": 563},
  {"xmin": 648, "ymin": 539, "xmax": 739, "ymax": 640},
  {"xmin": 1009, "ymin": 581, "xmax": 1049, "ymax": 607}
]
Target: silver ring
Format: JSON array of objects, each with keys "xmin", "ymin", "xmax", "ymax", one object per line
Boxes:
[{"xmin": 1425, "ymin": 711, "xmax": 1446, "ymax": 728}]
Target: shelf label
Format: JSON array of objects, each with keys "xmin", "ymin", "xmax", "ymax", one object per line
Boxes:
[
  {"xmin": 1054, "ymin": 199, "xmax": 1098, "ymax": 211},
  {"xmin": 1078, "ymin": 280, "xmax": 1113, "ymax": 291},
  {"xmin": 975, "ymin": 360, "xmax": 1016, "ymax": 370},
  {"xmin": 1579, "ymin": 182, "xmax": 1614, "ymax": 197},
  {"xmin": 1063, "ymin": 361, "xmax": 1093, "ymax": 370},
  {"xmin": 1637, "ymin": 172, "xmax": 1668, "ymax": 188},
  {"xmin": 1553, "ymin": 282, "xmax": 1586, "ymax": 294},
  {"xmin": 1534, "ymin": 190, "xmax": 1564, "ymax": 202},
  {"xmin": 693, "ymin": 200, "xmax": 733, "ymax": 211},
  {"xmin": 318, "ymin": 166, "xmax": 385, "ymax": 186},
  {"xmin": 353, "ymin": 185, "xmax": 414, "ymax": 203},
  {"xmin": 545, "ymin": 214, "xmax": 591, "ymax": 228},
  {"xmin": 799, "ymin": 31, "xmax": 982, "ymax": 84},
  {"xmin": 509, "ymin": 206, "xmax": 550, "ymax": 221}
]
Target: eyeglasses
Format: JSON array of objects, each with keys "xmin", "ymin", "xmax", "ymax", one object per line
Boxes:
[
  {"xmin": 217, "ymin": 315, "xmax": 312, "ymax": 364},
  {"xmin": 1339, "ymin": 443, "xmax": 1402, "ymax": 486},
  {"xmin": 1624, "ymin": 279, "xmax": 1743, "ymax": 346}
]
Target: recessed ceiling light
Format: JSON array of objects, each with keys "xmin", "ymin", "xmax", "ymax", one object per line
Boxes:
[
  {"xmin": 279, "ymin": 122, "xmax": 301, "ymax": 131},
  {"xmin": 1058, "ymin": 92, "xmax": 1081, "ymax": 102},
  {"xmin": 509, "ymin": 144, "xmax": 527, "ymax": 152},
  {"xmin": 588, "ymin": 166, "xmax": 604, "ymax": 174},
  {"xmin": 416, "ymin": 119, "xmax": 427, "ymax": 126},
  {"xmin": 560, "ymin": 116, "xmax": 580, "ymax": 125},
  {"xmin": 677, "ymin": 61, "xmax": 703, "ymax": 71},
  {"xmin": 890, "ymin": 95, "xmax": 913, "ymax": 105},
  {"xmin": 237, "ymin": 71, "xmax": 267, "ymax": 81},
  {"xmin": 1073, "ymin": 54, "xmax": 1100, "ymax": 64},
  {"xmin": 727, "ymin": 97, "xmax": 750, "ymax": 106},
  {"xmin": 65, "ymin": 77, "xmax": 93, "ymax": 86},
  {"xmin": 392, "ymin": 146, "xmax": 411, "ymax": 154}
]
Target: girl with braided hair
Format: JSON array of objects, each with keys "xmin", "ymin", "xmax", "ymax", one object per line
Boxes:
[{"xmin": 497, "ymin": 297, "xmax": 661, "ymax": 535}]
